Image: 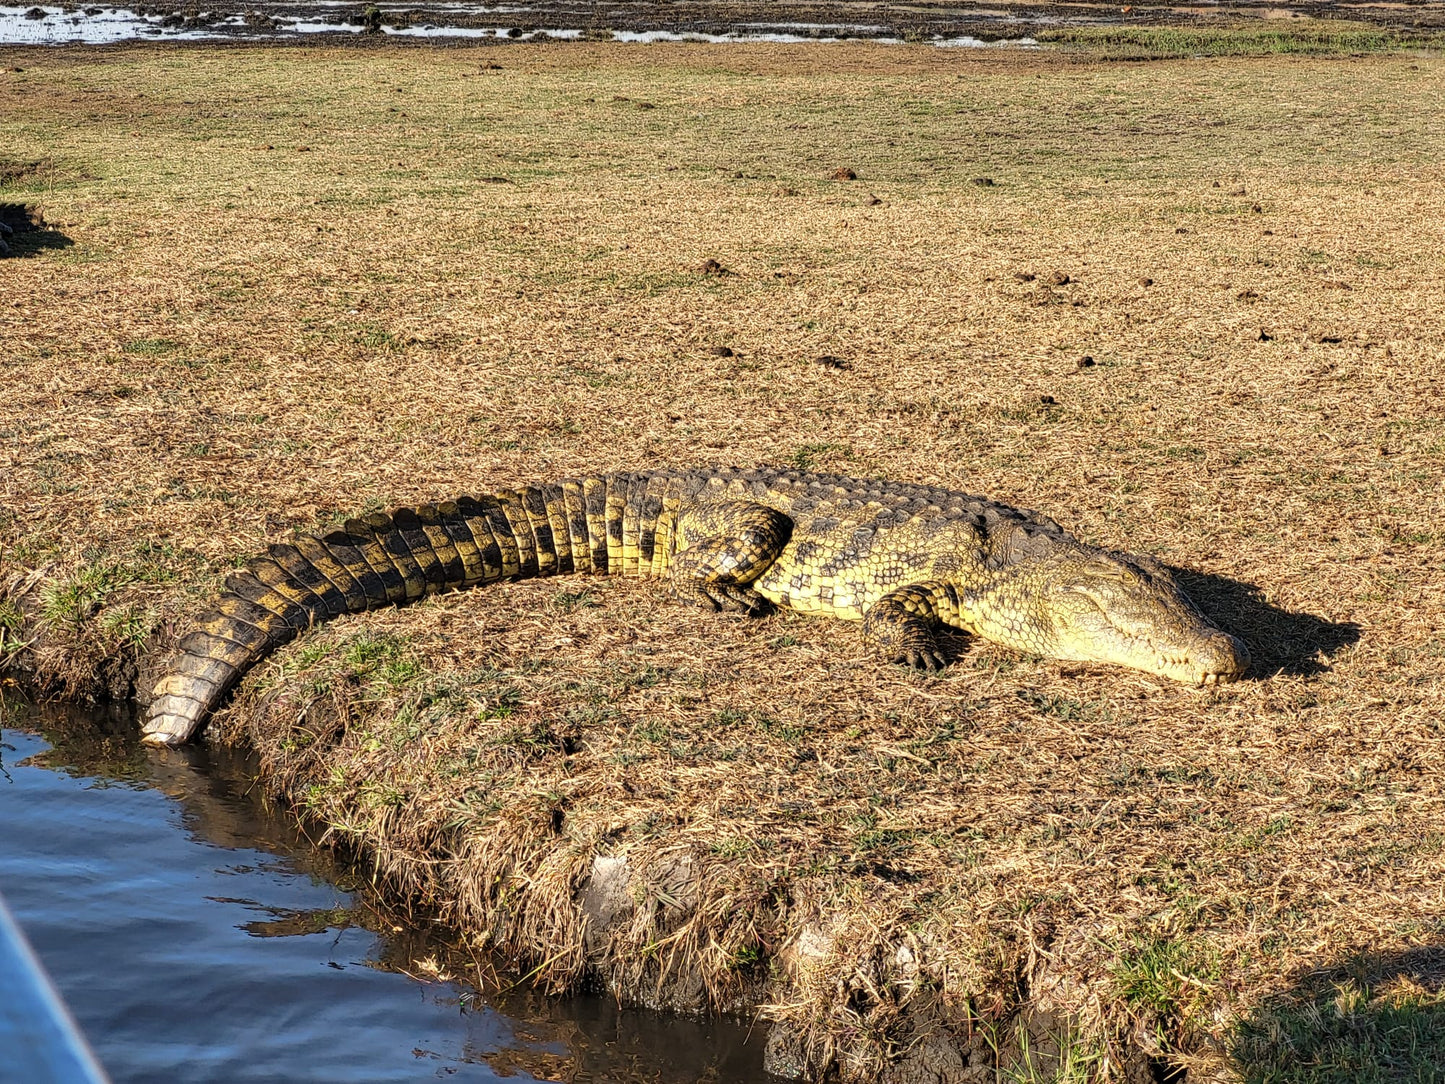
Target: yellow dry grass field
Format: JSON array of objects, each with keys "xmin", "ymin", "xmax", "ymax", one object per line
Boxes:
[{"xmin": 2, "ymin": 40, "xmax": 1444, "ymax": 1081}]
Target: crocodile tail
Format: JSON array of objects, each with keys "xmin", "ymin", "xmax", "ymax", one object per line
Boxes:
[{"xmin": 141, "ymin": 476, "xmax": 633, "ymax": 746}]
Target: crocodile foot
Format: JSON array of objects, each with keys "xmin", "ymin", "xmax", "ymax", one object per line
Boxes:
[{"xmin": 677, "ymin": 582, "xmax": 774, "ymax": 616}]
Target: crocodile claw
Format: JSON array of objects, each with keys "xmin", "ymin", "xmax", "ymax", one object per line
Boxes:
[{"xmin": 900, "ymin": 647, "xmax": 947, "ymax": 672}]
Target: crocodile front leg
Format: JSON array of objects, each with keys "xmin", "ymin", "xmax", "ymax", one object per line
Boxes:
[
  {"xmin": 668, "ymin": 501, "xmax": 792, "ymax": 615},
  {"xmin": 863, "ymin": 582, "xmax": 954, "ymax": 672}
]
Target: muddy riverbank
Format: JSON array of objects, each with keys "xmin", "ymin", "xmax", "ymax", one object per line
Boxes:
[{"xmin": 0, "ymin": 702, "xmax": 772, "ymax": 1082}]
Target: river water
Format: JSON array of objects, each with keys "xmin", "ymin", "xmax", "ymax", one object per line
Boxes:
[{"xmin": 0, "ymin": 702, "xmax": 769, "ymax": 1084}]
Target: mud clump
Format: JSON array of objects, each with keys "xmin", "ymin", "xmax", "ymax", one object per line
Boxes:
[{"xmin": 0, "ymin": 158, "xmax": 49, "ymax": 186}]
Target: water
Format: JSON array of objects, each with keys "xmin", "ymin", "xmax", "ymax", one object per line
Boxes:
[
  {"xmin": 0, "ymin": 4, "xmax": 1038, "ymax": 45},
  {"xmin": 0, "ymin": 703, "xmax": 769, "ymax": 1084}
]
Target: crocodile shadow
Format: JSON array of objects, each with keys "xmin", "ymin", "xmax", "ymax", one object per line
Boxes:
[
  {"xmin": 1168, "ymin": 566, "xmax": 1360, "ymax": 680},
  {"xmin": 1232, "ymin": 944, "xmax": 1445, "ymax": 1081},
  {"xmin": 0, "ymin": 203, "xmax": 73, "ymax": 257}
]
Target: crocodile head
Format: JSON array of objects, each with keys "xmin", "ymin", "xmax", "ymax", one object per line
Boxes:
[
  {"xmin": 1040, "ymin": 551, "xmax": 1249, "ymax": 684},
  {"xmin": 967, "ymin": 546, "xmax": 1249, "ymax": 685}
]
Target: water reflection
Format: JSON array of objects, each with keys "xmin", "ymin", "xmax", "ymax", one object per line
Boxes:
[{"xmin": 0, "ymin": 702, "xmax": 769, "ymax": 1084}]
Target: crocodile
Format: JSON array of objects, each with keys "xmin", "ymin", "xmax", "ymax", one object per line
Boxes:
[{"xmin": 142, "ymin": 466, "xmax": 1250, "ymax": 745}]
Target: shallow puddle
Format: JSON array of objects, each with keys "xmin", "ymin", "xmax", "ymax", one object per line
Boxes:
[{"xmin": 0, "ymin": 702, "xmax": 769, "ymax": 1083}]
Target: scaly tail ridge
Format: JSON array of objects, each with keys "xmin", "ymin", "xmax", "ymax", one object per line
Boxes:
[
  {"xmin": 140, "ymin": 473, "xmax": 681, "ymax": 746},
  {"xmin": 141, "ymin": 501, "xmax": 514, "ymax": 746}
]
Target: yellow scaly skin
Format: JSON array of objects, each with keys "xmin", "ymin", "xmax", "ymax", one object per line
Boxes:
[{"xmin": 143, "ymin": 467, "xmax": 1249, "ymax": 746}]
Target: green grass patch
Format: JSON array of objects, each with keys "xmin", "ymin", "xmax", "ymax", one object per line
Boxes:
[
  {"xmin": 39, "ymin": 560, "xmax": 144, "ymax": 629},
  {"xmin": 96, "ymin": 604, "xmax": 156, "ymax": 652},
  {"xmin": 0, "ymin": 598, "xmax": 22, "ymax": 635},
  {"xmin": 1235, "ymin": 978, "xmax": 1445, "ymax": 1083},
  {"xmin": 121, "ymin": 337, "xmax": 181, "ymax": 356},
  {"xmin": 990, "ymin": 1017, "xmax": 1108, "ymax": 1084},
  {"xmin": 1035, "ymin": 23, "xmax": 1439, "ymax": 59},
  {"xmin": 1112, "ymin": 931, "xmax": 1222, "ymax": 1046}
]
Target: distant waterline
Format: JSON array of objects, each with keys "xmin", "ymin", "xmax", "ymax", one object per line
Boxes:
[{"xmin": 0, "ymin": 5, "xmax": 1038, "ymax": 46}]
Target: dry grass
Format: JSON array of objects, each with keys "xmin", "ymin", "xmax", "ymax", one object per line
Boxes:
[{"xmin": 3, "ymin": 40, "xmax": 1444, "ymax": 1081}]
